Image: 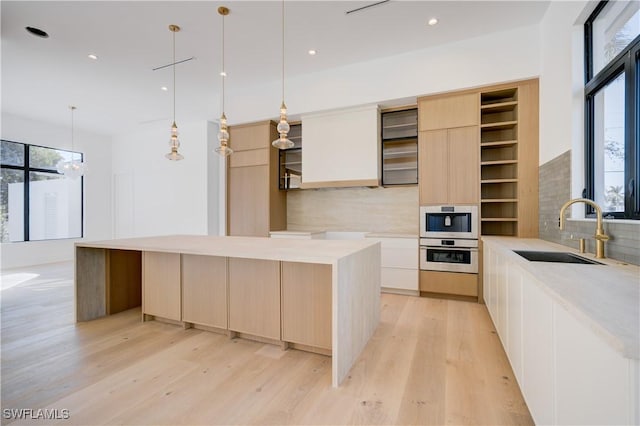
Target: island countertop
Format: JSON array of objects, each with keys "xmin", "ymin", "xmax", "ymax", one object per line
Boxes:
[
  {"xmin": 482, "ymin": 236, "xmax": 639, "ymax": 359},
  {"xmin": 77, "ymin": 234, "xmax": 379, "ymax": 265}
]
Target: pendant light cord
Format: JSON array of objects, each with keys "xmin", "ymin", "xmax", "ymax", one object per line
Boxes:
[
  {"xmin": 221, "ymin": 12, "xmax": 225, "ymax": 114},
  {"xmin": 281, "ymin": 0, "xmax": 285, "ymax": 104},
  {"xmin": 173, "ymin": 29, "xmax": 176, "ymax": 123}
]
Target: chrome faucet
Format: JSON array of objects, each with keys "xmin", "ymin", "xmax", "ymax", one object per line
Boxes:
[{"xmin": 559, "ymin": 198, "xmax": 609, "ymax": 259}]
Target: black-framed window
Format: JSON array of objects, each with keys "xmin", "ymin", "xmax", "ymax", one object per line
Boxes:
[
  {"xmin": 1, "ymin": 140, "xmax": 83, "ymax": 242},
  {"xmin": 584, "ymin": 0, "xmax": 640, "ymax": 219}
]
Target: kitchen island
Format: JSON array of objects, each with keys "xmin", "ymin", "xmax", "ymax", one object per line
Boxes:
[{"xmin": 75, "ymin": 235, "xmax": 381, "ymax": 387}]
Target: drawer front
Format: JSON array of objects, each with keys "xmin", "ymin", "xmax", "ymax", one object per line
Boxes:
[
  {"xmin": 366, "ymin": 237, "xmax": 418, "ymax": 249},
  {"xmin": 381, "ymin": 247, "xmax": 418, "ymax": 269},
  {"xmin": 381, "ymin": 267, "xmax": 418, "ymax": 291}
]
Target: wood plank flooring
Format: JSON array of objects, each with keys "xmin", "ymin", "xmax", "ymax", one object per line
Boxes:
[{"xmin": 1, "ymin": 262, "xmax": 533, "ymax": 425}]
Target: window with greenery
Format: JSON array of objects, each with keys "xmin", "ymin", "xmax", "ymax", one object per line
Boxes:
[
  {"xmin": 1, "ymin": 140, "xmax": 83, "ymax": 242},
  {"xmin": 584, "ymin": 0, "xmax": 640, "ymax": 219}
]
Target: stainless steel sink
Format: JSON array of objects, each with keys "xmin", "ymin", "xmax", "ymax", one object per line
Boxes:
[{"xmin": 513, "ymin": 250, "xmax": 604, "ymax": 265}]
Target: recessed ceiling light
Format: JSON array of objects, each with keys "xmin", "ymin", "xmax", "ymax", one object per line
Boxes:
[
  {"xmin": 308, "ymin": 49, "xmax": 317, "ymax": 56},
  {"xmin": 161, "ymin": 86, "xmax": 168, "ymax": 91},
  {"xmin": 220, "ymin": 71, "xmax": 227, "ymax": 77},
  {"xmin": 428, "ymin": 18, "xmax": 439, "ymax": 26},
  {"xmin": 25, "ymin": 26, "xmax": 49, "ymax": 38},
  {"xmin": 88, "ymin": 54, "xmax": 98, "ymax": 60}
]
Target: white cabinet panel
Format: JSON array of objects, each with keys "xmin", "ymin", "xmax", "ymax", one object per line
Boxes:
[
  {"xmin": 381, "ymin": 267, "xmax": 418, "ymax": 291},
  {"xmin": 555, "ymin": 306, "xmax": 631, "ymax": 425},
  {"xmin": 301, "ymin": 105, "xmax": 380, "ymax": 187},
  {"xmin": 522, "ymin": 277, "xmax": 555, "ymax": 426},
  {"xmin": 506, "ymin": 263, "xmax": 523, "ymax": 385}
]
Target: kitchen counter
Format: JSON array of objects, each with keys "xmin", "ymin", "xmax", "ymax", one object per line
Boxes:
[
  {"xmin": 482, "ymin": 236, "xmax": 639, "ymax": 359},
  {"xmin": 75, "ymin": 235, "xmax": 381, "ymax": 387}
]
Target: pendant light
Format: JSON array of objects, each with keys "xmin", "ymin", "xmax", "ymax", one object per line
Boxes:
[
  {"xmin": 215, "ymin": 6, "xmax": 233, "ymax": 157},
  {"xmin": 272, "ymin": 0, "xmax": 294, "ymax": 149},
  {"xmin": 56, "ymin": 106, "xmax": 86, "ymax": 179},
  {"xmin": 165, "ymin": 24, "xmax": 184, "ymax": 161}
]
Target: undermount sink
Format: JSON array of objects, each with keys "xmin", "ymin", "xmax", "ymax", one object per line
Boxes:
[{"xmin": 513, "ymin": 250, "xmax": 604, "ymax": 265}]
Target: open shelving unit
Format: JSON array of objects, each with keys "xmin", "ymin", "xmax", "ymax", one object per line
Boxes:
[
  {"xmin": 278, "ymin": 123, "xmax": 302, "ymax": 190},
  {"xmin": 480, "ymin": 88, "xmax": 519, "ymax": 236},
  {"xmin": 381, "ymin": 108, "xmax": 418, "ymax": 186}
]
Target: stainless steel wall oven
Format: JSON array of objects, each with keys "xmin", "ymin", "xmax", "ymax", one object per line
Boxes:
[{"xmin": 419, "ymin": 205, "xmax": 478, "ymax": 274}]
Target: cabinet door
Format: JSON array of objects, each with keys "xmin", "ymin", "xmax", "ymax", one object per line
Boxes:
[
  {"xmin": 522, "ymin": 275, "xmax": 554, "ymax": 426},
  {"xmin": 419, "ymin": 92, "xmax": 478, "ymax": 131},
  {"xmin": 301, "ymin": 105, "xmax": 380, "ymax": 188},
  {"xmin": 448, "ymin": 126, "xmax": 479, "ymax": 204},
  {"xmin": 281, "ymin": 262, "xmax": 332, "ymax": 349},
  {"xmin": 228, "ymin": 258, "xmax": 281, "ymax": 340},
  {"xmin": 182, "ymin": 255, "xmax": 227, "ymax": 329},
  {"xmin": 229, "ymin": 122, "xmax": 270, "ymax": 151},
  {"xmin": 143, "ymin": 251, "xmax": 181, "ymax": 321},
  {"xmin": 419, "ymin": 129, "xmax": 448, "ymax": 204},
  {"xmin": 228, "ymin": 165, "xmax": 269, "ymax": 237}
]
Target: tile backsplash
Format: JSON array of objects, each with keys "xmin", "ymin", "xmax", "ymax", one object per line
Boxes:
[{"xmin": 538, "ymin": 149, "xmax": 640, "ymax": 265}]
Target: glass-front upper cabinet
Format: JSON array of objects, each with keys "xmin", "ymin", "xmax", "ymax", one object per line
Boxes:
[
  {"xmin": 278, "ymin": 123, "xmax": 302, "ymax": 190},
  {"xmin": 381, "ymin": 108, "xmax": 418, "ymax": 186}
]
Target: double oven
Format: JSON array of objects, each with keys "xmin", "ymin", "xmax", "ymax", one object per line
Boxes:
[{"xmin": 419, "ymin": 205, "xmax": 478, "ymax": 274}]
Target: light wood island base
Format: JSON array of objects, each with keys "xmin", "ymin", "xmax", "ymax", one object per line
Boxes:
[{"xmin": 75, "ymin": 235, "xmax": 381, "ymax": 387}]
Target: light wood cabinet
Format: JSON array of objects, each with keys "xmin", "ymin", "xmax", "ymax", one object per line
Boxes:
[
  {"xmin": 281, "ymin": 262, "xmax": 332, "ymax": 350},
  {"xmin": 480, "ymin": 80, "xmax": 539, "ymax": 237},
  {"xmin": 418, "ymin": 92, "xmax": 478, "ymax": 131},
  {"xmin": 228, "ymin": 257, "xmax": 281, "ymax": 340},
  {"xmin": 419, "ymin": 126, "xmax": 479, "ymax": 205},
  {"xmin": 227, "ymin": 121, "xmax": 286, "ymax": 237},
  {"xmin": 181, "ymin": 254, "xmax": 227, "ymax": 329},
  {"xmin": 419, "ymin": 270, "xmax": 477, "ymax": 298},
  {"xmin": 142, "ymin": 251, "xmax": 181, "ymax": 321}
]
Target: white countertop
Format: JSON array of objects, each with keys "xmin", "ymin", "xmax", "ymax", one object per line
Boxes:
[
  {"xmin": 77, "ymin": 235, "xmax": 379, "ymax": 265},
  {"xmin": 482, "ymin": 236, "xmax": 640, "ymax": 359},
  {"xmin": 269, "ymin": 230, "xmax": 417, "ymax": 239}
]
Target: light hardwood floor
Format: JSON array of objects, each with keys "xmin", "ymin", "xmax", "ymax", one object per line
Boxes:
[{"xmin": 1, "ymin": 262, "xmax": 533, "ymax": 425}]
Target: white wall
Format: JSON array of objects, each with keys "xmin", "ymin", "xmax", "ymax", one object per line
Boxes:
[
  {"xmin": 539, "ymin": 1, "xmax": 588, "ymax": 166},
  {"xmin": 1, "ymin": 112, "xmax": 112, "ymax": 269},
  {"xmin": 225, "ymin": 24, "xmax": 542, "ymax": 126},
  {"xmin": 111, "ymin": 120, "xmax": 212, "ymax": 238}
]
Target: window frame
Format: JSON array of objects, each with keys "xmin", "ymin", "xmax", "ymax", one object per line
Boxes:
[
  {"xmin": 584, "ymin": 0, "xmax": 640, "ymax": 219},
  {"xmin": 0, "ymin": 139, "xmax": 84, "ymax": 242}
]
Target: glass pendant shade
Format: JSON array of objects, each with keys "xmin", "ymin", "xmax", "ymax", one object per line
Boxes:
[
  {"xmin": 272, "ymin": 102, "xmax": 294, "ymax": 149},
  {"xmin": 56, "ymin": 158, "xmax": 87, "ymax": 180},
  {"xmin": 165, "ymin": 121, "xmax": 184, "ymax": 161},
  {"xmin": 215, "ymin": 113, "xmax": 233, "ymax": 157}
]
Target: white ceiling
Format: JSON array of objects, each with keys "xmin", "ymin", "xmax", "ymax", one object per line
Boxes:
[{"xmin": 1, "ymin": 1, "xmax": 550, "ymax": 137}]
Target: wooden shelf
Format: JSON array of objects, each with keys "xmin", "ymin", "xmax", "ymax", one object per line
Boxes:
[
  {"xmin": 382, "ymin": 123, "xmax": 417, "ymax": 130},
  {"xmin": 481, "ymin": 218, "xmax": 518, "ymax": 222},
  {"xmin": 481, "ymin": 160, "xmax": 518, "ymax": 166},
  {"xmin": 481, "ymin": 140, "xmax": 518, "ymax": 147},
  {"xmin": 383, "ymin": 150, "xmax": 418, "ymax": 158},
  {"xmin": 482, "ymin": 198, "xmax": 518, "ymax": 203},
  {"xmin": 383, "ymin": 166, "xmax": 418, "ymax": 172},
  {"xmin": 480, "ymin": 120, "xmax": 518, "ymax": 129},
  {"xmin": 481, "ymin": 178, "xmax": 518, "ymax": 184},
  {"xmin": 481, "ymin": 100, "xmax": 518, "ymax": 111}
]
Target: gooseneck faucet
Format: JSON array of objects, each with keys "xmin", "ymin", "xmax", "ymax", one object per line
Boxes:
[{"xmin": 559, "ymin": 198, "xmax": 609, "ymax": 259}]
